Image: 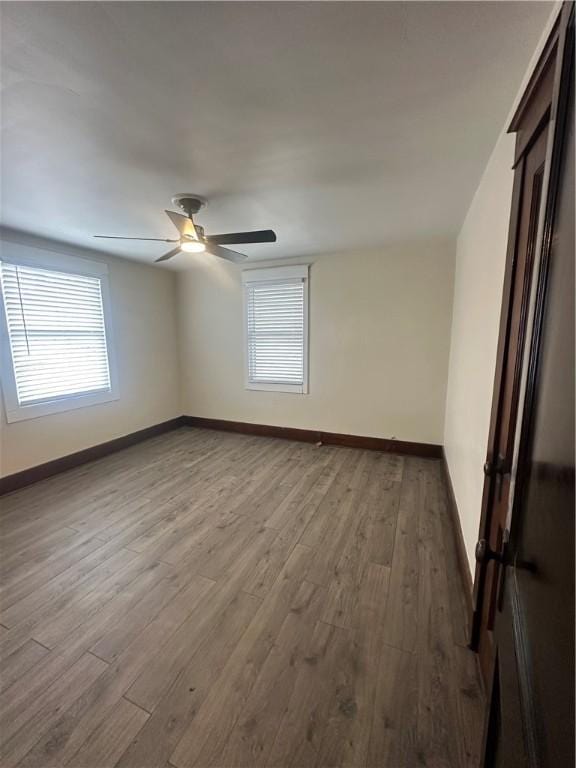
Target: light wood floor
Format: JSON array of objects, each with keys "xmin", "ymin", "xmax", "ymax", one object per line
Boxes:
[{"xmin": 0, "ymin": 428, "xmax": 484, "ymax": 768}]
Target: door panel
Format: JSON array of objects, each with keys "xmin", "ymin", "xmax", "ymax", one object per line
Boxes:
[{"xmin": 505, "ymin": 66, "xmax": 574, "ymax": 767}]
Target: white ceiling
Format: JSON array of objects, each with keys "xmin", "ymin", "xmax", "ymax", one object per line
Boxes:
[{"xmin": 1, "ymin": 1, "xmax": 551, "ymax": 268}]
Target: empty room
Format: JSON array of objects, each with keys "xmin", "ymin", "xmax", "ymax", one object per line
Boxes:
[{"xmin": 0, "ymin": 2, "xmax": 573, "ymax": 767}]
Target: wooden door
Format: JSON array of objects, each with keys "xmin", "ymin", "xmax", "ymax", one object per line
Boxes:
[
  {"xmin": 484, "ymin": 12, "xmax": 575, "ymax": 768},
  {"xmin": 469, "ymin": 7, "xmax": 569, "ymax": 685},
  {"xmin": 483, "ymin": 10, "xmax": 574, "ymax": 764}
]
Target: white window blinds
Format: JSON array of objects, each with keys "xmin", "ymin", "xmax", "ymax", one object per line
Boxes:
[
  {"xmin": 243, "ymin": 266, "xmax": 308, "ymax": 393},
  {"xmin": 1, "ymin": 262, "xmax": 112, "ymax": 406}
]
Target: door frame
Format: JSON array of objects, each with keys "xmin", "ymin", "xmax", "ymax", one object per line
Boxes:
[{"xmin": 470, "ymin": 2, "xmax": 573, "ymax": 662}]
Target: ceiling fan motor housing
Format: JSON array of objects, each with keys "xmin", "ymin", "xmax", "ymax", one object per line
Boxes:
[{"xmin": 171, "ymin": 194, "xmax": 206, "ymax": 217}]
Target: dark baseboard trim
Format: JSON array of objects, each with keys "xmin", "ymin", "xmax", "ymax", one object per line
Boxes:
[
  {"xmin": 183, "ymin": 415, "xmax": 443, "ymax": 459},
  {"xmin": 0, "ymin": 416, "xmax": 186, "ymax": 496},
  {"xmin": 0, "ymin": 414, "xmax": 443, "ymax": 496},
  {"xmin": 440, "ymin": 447, "xmax": 474, "ymax": 622}
]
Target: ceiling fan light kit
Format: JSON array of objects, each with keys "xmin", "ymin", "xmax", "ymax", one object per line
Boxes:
[
  {"xmin": 180, "ymin": 240, "xmax": 206, "ymax": 253},
  {"xmin": 94, "ymin": 195, "xmax": 276, "ymax": 264}
]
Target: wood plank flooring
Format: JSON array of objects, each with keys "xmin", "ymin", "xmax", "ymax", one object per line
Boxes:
[{"xmin": 0, "ymin": 428, "xmax": 484, "ymax": 767}]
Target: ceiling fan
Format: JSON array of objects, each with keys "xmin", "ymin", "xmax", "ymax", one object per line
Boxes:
[{"xmin": 94, "ymin": 195, "xmax": 276, "ymax": 263}]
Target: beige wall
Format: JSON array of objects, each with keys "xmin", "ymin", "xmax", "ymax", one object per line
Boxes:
[
  {"xmin": 0, "ymin": 232, "xmax": 181, "ymax": 476},
  {"xmin": 1, "ymin": 234, "xmax": 454, "ymax": 476},
  {"xmin": 178, "ymin": 242, "xmax": 455, "ymax": 446},
  {"xmin": 443, "ymin": 134, "xmax": 515, "ymax": 574}
]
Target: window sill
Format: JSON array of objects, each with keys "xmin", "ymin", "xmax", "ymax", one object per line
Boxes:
[
  {"xmin": 4, "ymin": 388, "xmax": 120, "ymax": 423},
  {"xmin": 245, "ymin": 382, "xmax": 308, "ymax": 394}
]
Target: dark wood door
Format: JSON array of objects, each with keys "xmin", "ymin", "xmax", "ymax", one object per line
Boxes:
[
  {"xmin": 483, "ymin": 9, "xmax": 574, "ymax": 766},
  {"xmin": 470, "ymin": 6, "xmax": 572, "ymax": 685}
]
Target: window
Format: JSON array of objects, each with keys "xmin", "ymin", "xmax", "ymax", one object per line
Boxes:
[
  {"xmin": 0, "ymin": 247, "xmax": 118, "ymax": 422},
  {"xmin": 243, "ymin": 265, "xmax": 309, "ymax": 393}
]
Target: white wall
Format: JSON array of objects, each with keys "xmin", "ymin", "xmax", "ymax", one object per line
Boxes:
[
  {"xmin": 0, "ymin": 232, "xmax": 181, "ymax": 476},
  {"xmin": 443, "ymin": 134, "xmax": 515, "ymax": 574},
  {"xmin": 178, "ymin": 241, "xmax": 455, "ymax": 446}
]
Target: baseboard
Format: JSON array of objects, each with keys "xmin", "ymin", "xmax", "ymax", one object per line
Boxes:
[
  {"xmin": 440, "ymin": 447, "xmax": 474, "ymax": 619},
  {"xmin": 183, "ymin": 415, "xmax": 443, "ymax": 458},
  {"xmin": 0, "ymin": 413, "xmax": 443, "ymax": 497},
  {"xmin": 0, "ymin": 416, "xmax": 186, "ymax": 496}
]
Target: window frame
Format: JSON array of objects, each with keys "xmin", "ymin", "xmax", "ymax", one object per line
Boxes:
[
  {"xmin": 0, "ymin": 244, "xmax": 119, "ymax": 423},
  {"xmin": 242, "ymin": 265, "xmax": 309, "ymax": 395}
]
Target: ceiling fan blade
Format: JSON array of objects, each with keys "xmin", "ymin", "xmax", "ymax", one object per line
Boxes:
[
  {"xmin": 205, "ymin": 243, "xmax": 247, "ymax": 263},
  {"xmin": 94, "ymin": 236, "xmax": 179, "ymax": 242},
  {"xmin": 165, "ymin": 210, "xmax": 196, "ymax": 238},
  {"xmin": 155, "ymin": 246, "xmax": 182, "ymax": 263},
  {"xmin": 206, "ymin": 229, "xmax": 277, "ymax": 245}
]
